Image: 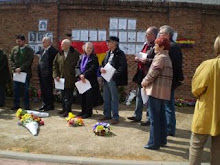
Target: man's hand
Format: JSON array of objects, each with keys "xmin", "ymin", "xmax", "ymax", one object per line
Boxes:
[
  {"xmin": 80, "ymin": 74, "xmax": 86, "ymax": 83},
  {"xmin": 100, "ymin": 68, "xmax": 106, "ymax": 74},
  {"xmin": 135, "ymin": 57, "xmax": 140, "ymax": 62},
  {"xmin": 15, "ymin": 68, "xmax": 21, "ymax": 73},
  {"xmin": 55, "ymin": 77, "xmax": 60, "ymax": 82}
]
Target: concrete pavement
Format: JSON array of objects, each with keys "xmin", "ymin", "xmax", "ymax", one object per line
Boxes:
[{"xmin": 0, "ymin": 150, "xmax": 210, "ymax": 165}]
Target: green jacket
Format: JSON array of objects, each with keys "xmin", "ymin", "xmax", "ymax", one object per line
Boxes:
[
  {"xmin": 0, "ymin": 49, "xmax": 11, "ymax": 85},
  {"xmin": 10, "ymin": 45, "xmax": 34, "ymax": 79},
  {"xmin": 53, "ymin": 47, "xmax": 80, "ymax": 88}
]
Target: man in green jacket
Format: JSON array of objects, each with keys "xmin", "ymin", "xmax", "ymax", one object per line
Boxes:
[
  {"xmin": 10, "ymin": 35, "xmax": 34, "ymax": 110},
  {"xmin": 0, "ymin": 49, "xmax": 11, "ymax": 107},
  {"xmin": 53, "ymin": 39, "xmax": 80, "ymax": 117}
]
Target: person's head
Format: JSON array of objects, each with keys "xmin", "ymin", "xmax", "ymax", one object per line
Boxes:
[
  {"xmin": 106, "ymin": 36, "xmax": 119, "ymax": 51},
  {"xmin": 159, "ymin": 25, "xmax": 174, "ymax": 40},
  {"xmin": 146, "ymin": 26, "xmax": 158, "ymax": 43},
  {"xmin": 16, "ymin": 35, "xmax": 25, "ymax": 47},
  {"xmin": 61, "ymin": 39, "xmax": 71, "ymax": 51},
  {"xmin": 42, "ymin": 37, "xmax": 52, "ymax": 49},
  {"xmin": 154, "ymin": 37, "xmax": 170, "ymax": 54},
  {"xmin": 83, "ymin": 42, "xmax": 94, "ymax": 56},
  {"xmin": 214, "ymin": 35, "xmax": 220, "ymax": 56}
]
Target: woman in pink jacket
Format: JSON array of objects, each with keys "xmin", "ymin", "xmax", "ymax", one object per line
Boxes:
[{"xmin": 142, "ymin": 37, "xmax": 173, "ymax": 150}]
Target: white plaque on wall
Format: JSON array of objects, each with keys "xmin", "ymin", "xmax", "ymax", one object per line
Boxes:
[
  {"xmin": 118, "ymin": 18, "xmax": 127, "ymax": 30},
  {"xmin": 110, "ymin": 18, "xmax": 118, "ymax": 30},
  {"xmin": 98, "ymin": 30, "xmax": 106, "ymax": 41},
  {"xmin": 89, "ymin": 30, "xmax": 98, "ymax": 41},
  {"xmin": 109, "ymin": 31, "xmax": 118, "ymax": 37},
  {"xmin": 72, "ymin": 30, "xmax": 80, "ymax": 41},
  {"xmin": 80, "ymin": 30, "xmax": 89, "ymax": 41}
]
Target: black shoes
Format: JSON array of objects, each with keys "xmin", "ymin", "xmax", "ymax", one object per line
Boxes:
[
  {"xmin": 144, "ymin": 145, "xmax": 160, "ymax": 150},
  {"xmin": 127, "ymin": 116, "xmax": 141, "ymax": 122},
  {"xmin": 39, "ymin": 105, "xmax": 54, "ymax": 111},
  {"xmin": 39, "ymin": 105, "xmax": 47, "ymax": 111},
  {"xmin": 140, "ymin": 120, "xmax": 150, "ymax": 126},
  {"xmin": 81, "ymin": 114, "xmax": 92, "ymax": 119}
]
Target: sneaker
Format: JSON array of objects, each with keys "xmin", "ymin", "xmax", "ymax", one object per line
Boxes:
[
  {"xmin": 140, "ymin": 120, "xmax": 150, "ymax": 126},
  {"xmin": 110, "ymin": 119, "xmax": 119, "ymax": 125},
  {"xmin": 99, "ymin": 116, "xmax": 112, "ymax": 121}
]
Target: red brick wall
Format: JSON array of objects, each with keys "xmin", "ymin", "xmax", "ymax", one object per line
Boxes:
[{"xmin": 0, "ymin": 1, "xmax": 220, "ymax": 99}]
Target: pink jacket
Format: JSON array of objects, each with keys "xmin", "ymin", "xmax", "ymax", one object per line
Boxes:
[{"xmin": 142, "ymin": 50, "xmax": 173, "ymax": 100}]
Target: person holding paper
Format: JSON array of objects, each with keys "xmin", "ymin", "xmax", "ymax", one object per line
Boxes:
[
  {"xmin": 38, "ymin": 37, "xmax": 58, "ymax": 111},
  {"xmin": 75, "ymin": 42, "xmax": 99, "ymax": 118},
  {"xmin": 142, "ymin": 37, "xmax": 173, "ymax": 150},
  {"xmin": 10, "ymin": 35, "xmax": 34, "ymax": 110},
  {"xmin": 0, "ymin": 49, "xmax": 11, "ymax": 107},
  {"xmin": 159, "ymin": 25, "xmax": 184, "ymax": 136},
  {"xmin": 127, "ymin": 26, "xmax": 158, "ymax": 125},
  {"xmin": 53, "ymin": 39, "xmax": 80, "ymax": 117},
  {"xmin": 100, "ymin": 36, "xmax": 128, "ymax": 124}
]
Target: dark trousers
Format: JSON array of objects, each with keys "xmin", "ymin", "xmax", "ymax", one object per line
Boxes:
[
  {"xmin": 13, "ymin": 79, "xmax": 30, "ymax": 109},
  {"xmin": 39, "ymin": 76, "xmax": 54, "ymax": 107},
  {"xmin": 79, "ymin": 88, "xmax": 93, "ymax": 116},
  {"xmin": 0, "ymin": 84, "xmax": 5, "ymax": 106},
  {"xmin": 61, "ymin": 88, "xmax": 74, "ymax": 113}
]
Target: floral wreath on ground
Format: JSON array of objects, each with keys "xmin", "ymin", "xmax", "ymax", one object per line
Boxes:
[
  {"xmin": 176, "ymin": 38, "xmax": 195, "ymax": 48},
  {"xmin": 16, "ymin": 108, "xmax": 44, "ymax": 136},
  {"xmin": 175, "ymin": 98, "xmax": 196, "ymax": 107},
  {"xmin": 65, "ymin": 112, "xmax": 84, "ymax": 127},
  {"xmin": 93, "ymin": 122, "xmax": 111, "ymax": 136}
]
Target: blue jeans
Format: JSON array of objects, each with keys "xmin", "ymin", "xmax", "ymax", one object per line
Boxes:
[
  {"xmin": 0, "ymin": 84, "xmax": 5, "ymax": 106},
  {"xmin": 165, "ymin": 89, "xmax": 176, "ymax": 135},
  {"xmin": 103, "ymin": 80, "xmax": 119, "ymax": 120},
  {"xmin": 133, "ymin": 85, "xmax": 149, "ymax": 121},
  {"xmin": 13, "ymin": 79, "xmax": 30, "ymax": 108},
  {"xmin": 147, "ymin": 96, "xmax": 167, "ymax": 149}
]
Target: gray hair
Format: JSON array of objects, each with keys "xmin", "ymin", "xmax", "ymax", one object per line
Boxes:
[
  {"xmin": 148, "ymin": 26, "xmax": 158, "ymax": 37},
  {"xmin": 42, "ymin": 37, "xmax": 52, "ymax": 43},
  {"xmin": 160, "ymin": 25, "xmax": 174, "ymax": 39},
  {"xmin": 61, "ymin": 39, "xmax": 71, "ymax": 46},
  {"xmin": 82, "ymin": 42, "xmax": 94, "ymax": 52}
]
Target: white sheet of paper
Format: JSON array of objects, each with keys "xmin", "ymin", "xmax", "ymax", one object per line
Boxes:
[
  {"xmin": 13, "ymin": 72, "xmax": 27, "ymax": 83},
  {"xmin": 110, "ymin": 18, "xmax": 118, "ymax": 30},
  {"xmin": 54, "ymin": 78, "xmax": 65, "ymax": 90},
  {"xmin": 128, "ymin": 19, "xmax": 136, "ymax": 30},
  {"xmin": 75, "ymin": 79, "xmax": 92, "ymax": 94},
  {"xmin": 118, "ymin": 18, "xmax": 127, "ymax": 30},
  {"xmin": 72, "ymin": 30, "xmax": 80, "ymax": 41},
  {"xmin": 141, "ymin": 88, "xmax": 149, "ymax": 105},
  {"xmin": 101, "ymin": 63, "xmax": 116, "ymax": 82},
  {"xmin": 128, "ymin": 31, "xmax": 136, "ymax": 42},
  {"xmin": 80, "ymin": 30, "xmax": 89, "ymax": 41},
  {"xmin": 136, "ymin": 52, "xmax": 148, "ymax": 59},
  {"xmin": 89, "ymin": 30, "xmax": 97, "ymax": 41}
]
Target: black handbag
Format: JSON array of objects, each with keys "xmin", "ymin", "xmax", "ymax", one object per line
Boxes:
[{"xmin": 132, "ymin": 69, "xmax": 144, "ymax": 85}]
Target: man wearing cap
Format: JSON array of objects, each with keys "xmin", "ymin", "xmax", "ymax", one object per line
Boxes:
[
  {"xmin": 100, "ymin": 36, "xmax": 128, "ymax": 124},
  {"xmin": 10, "ymin": 35, "xmax": 34, "ymax": 110}
]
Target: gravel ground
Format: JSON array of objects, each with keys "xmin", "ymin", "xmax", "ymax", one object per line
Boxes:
[{"xmin": 0, "ymin": 99, "xmax": 210, "ymax": 162}]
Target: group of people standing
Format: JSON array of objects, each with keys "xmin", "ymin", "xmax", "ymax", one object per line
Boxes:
[{"xmin": 0, "ymin": 24, "xmax": 219, "ymax": 164}]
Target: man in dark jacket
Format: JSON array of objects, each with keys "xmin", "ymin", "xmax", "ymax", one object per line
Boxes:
[
  {"xmin": 0, "ymin": 49, "xmax": 11, "ymax": 107},
  {"xmin": 53, "ymin": 39, "xmax": 80, "ymax": 117},
  {"xmin": 100, "ymin": 36, "xmax": 128, "ymax": 124},
  {"xmin": 38, "ymin": 37, "xmax": 58, "ymax": 111},
  {"xmin": 10, "ymin": 35, "xmax": 34, "ymax": 110},
  {"xmin": 159, "ymin": 25, "xmax": 184, "ymax": 136},
  {"xmin": 127, "ymin": 26, "xmax": 158, "ymax": 125}
]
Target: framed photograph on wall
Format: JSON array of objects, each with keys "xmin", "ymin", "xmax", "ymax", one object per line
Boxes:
[
  {"xmin": 39, "ymin": 19, "xmax": 48, "ymax": 31},
  {"xmin": 28, "ymin": 32, "xmax": 37, "ymax": 43}
]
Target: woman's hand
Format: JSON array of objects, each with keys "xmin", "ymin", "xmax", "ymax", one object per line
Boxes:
[
  {"xmin": 80, "ymin": 74, "xmax": 86, "ymax": 83},
  {"xmin": 100, "ymin": 68, "xmax": 106, "ymax": 74},
  {"xmin": 55, "ymin": 77, "xmax": 60, "ymax": 82}
]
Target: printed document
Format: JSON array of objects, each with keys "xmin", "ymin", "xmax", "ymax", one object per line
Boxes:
[
  {"xmin": 141, "ymin": 88, "xmax": 149, "ymax": 105},
  {"xmin": 13, "ymin": 72, "xmax": 27, "ymax": 83},
  {"xmin": 75, "ymin": 79, "xmax": 92, "ymax": 94},
  {"xmin": 54, "ymin": 78, "xmax": 65, "ymax": 90},
  {"xmin": 101, "ymin": 63, "xmax": 116, "ymax": 82}
]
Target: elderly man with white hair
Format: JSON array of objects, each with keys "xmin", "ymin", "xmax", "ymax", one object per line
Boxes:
[
  {"xmin": 38, "ymin": 37, "xmax": 58, "ymax": 111},
  {"xmin": 53, "ymin": 39, "xmax": 80, "ymax": 117}
]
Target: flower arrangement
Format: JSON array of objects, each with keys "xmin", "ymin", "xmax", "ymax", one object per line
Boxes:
[
  {"xmin": 16, "ymin": 108, "xmax": 44, "ymax": 136},
  {"xmin": 93, "ymin": 122, "xmax": 111, "ymax": 136},
  {"xmin": 65, "ymin": 112, "xmax": 84, "ymax": 127},
  {"xmin": 176, "ymin": 39, "xmax": 195, "ymax": 48},
  {"xmin": 175, "ymin": 98, "xmax": 196, "ymax": 107},
  {"xmin": 29, "ymin": 84, "xmax": 41, "ymax": 103}
]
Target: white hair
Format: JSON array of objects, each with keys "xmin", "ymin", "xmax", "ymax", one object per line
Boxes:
[
  {"xmin": 42, "ymin": 37, "xmax": 52, "ymax": 43},
  {"xmin": 61, "ymin": 39, "xmax": 71, "ymax": 46}
]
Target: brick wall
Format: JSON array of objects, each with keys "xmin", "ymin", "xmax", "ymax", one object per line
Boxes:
[{"xmin": 0, "ymin": 0, "xmax": 220, "ymax": 99}]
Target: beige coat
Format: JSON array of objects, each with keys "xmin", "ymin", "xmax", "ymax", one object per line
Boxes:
[{"xmin": 142, "ymin": 50, "xmax": 173, "ymax": 100}]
